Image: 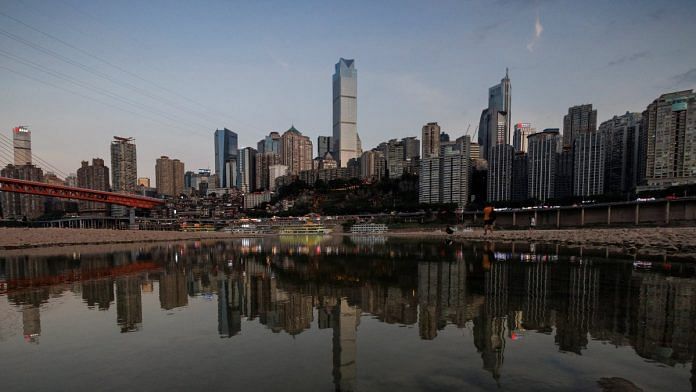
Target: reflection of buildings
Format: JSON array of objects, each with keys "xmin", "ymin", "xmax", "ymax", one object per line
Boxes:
[
  {"xmin": 218, "ymin": 275, "xmax": 243, "ymax": 337},
  {"xmin": 116, "ymin": 276, "xmax": 142, "ymax": 333},
  {"xmin": 159, "ymin": 265, "xmax": 188, "ymax": 310},
  {"xmin": 22, "ymin": 305, "xmax": 41, "ymax": 344},
  {"xmin": 418, "ymin": 259, "xmax": 473, "ymax": 340},
  {"xmin": 332, "ymin": 299, "xmax": 359, "ymax": 392}
]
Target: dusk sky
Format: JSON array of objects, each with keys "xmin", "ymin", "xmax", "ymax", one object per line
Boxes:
[{"xmin": 1, "ymin": 0, "xmax": 695, "ymax": 180}]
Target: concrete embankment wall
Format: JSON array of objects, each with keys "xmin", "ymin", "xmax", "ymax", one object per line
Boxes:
[{"xmin": 466, "ymin": 197, "xmax": 696, "ymax": 229}]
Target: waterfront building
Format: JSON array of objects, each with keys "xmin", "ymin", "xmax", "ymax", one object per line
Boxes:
[
  {"xmin": 184, "ymin": 169, "xmax": 216, "ymax": 195},
  {"xmin": 642, "ymin": 90, "xmax": 696, "ymax": 189},
  {"xmin": 214, "ymin": 128, "xmax": 238, "ymax": 188},
  {"xmin": 257, "ymin": 131, "xmax": 281, "ymax": 154},
  {"xmin": 268, "ymin": 164, "xmax": 288, "ymax": 191},
  {"xmin": 385, "ymin": 139, "xmax": 405, "ymax": 179},
  {"xmin": 478, "ymin": 69, "xmax": 511, "ymax": 160},
  {"xmin": 317, "ymin": 136, "xmax": 333, "ymax": 158},
  {"xmin": 255, "ymin": 152, "xmax": 281, "ymax": 191},
  {"xmin": 511, "ymin": 152, "xmax": 528, "ymax": 202},
  {"xmin": 513, "ymin": 123, "xmax": 535, "ymax": 153},
  {"xmin": 333, "ymin": 58, "xmax": 358, "ymax": 167},
  {"xmin": 280, "ymin": 126, "xmax": 313, "ymax": 174},
  {"xmin": 422, "ymin": 122, "xmax": 441, "ymax": 159},
  {"xmin": 137, "ymin": 177, "xmax": 150, "ymax": 187},
  {"xmin": 243, "ymin": 191, "xmax": 272, "ymax": 209},
  {"xmin": 440, "ymin": 147, "xmax": 470, "ymax": 207},
  {"xmin": 419, "ymin": 157, "xmax": 440, "ymax": 204},
  {"xmin": 599, "ymin": 112, "xmax": 643, "ymax": 195},
  {"xmin": 238, "ymin": 147, "xmax": 257, "ymax": 193},
  {"xmin": 487, "ymin": 144, "xmax": 514, "ymax": 202},
  {"xmin": 402, "ymin": 136, "xmax": 420, "ymax": 160},
  {"xmin": 563, "ymin": 104, "xmax": 597, "ymax": 147},
  {"xmin": 573, "ymin": 130, "xmax": 605, "ymax": 197},
  {"xmin": 77, "ymin": 158, "xmax": 110, "ymax": 215},
  {"xmin": 110, "ymin": 136, "xmax": 137, "ymax": 193},
  {"xmin": 527, "ymin": 129, "xmax": 560, "ymax": 202},
  {"xmin": 0, "ymin": 164, "xmax": 44, "ymax": 219},
  {"xmin": 555, "ymin": 146, "xmax": 574, "ymax": 200},
  {"xmin": 12, "ymin": 126, "xmax": 31, "ymax": 165},
  {"xmin": 155, "ymin": 156, "xmax": 185, "ymax": 197},
  {"xmin": 360, "ymin": 150, "xmax": 383, "ymax": 181}
]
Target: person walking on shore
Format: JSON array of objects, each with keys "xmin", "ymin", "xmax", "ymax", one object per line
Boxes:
[{"xmin": 483, "ymin": 204, "xmax": 495, "ymax": 236}]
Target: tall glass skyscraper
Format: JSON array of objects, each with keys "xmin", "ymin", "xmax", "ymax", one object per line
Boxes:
[
  {"xmin": 214, "ymin": 128, "xmax": 238, "ymax": 188},
  {"xmin": 332, "ymin": 58, "xmax": 358, "ymax": 167},
  {"xmin": 478, "ymin": 69, "xmax": 511, "ymax": 160}
]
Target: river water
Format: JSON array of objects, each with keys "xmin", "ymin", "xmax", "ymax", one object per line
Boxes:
[{"xmin": 1, "ymin": 237, "xmax": 694, "ymax": 391}]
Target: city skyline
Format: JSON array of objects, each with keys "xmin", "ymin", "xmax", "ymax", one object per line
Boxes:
[{"xmin": 1, "ymin": 1, "xmax": 695, "ymax": 179}]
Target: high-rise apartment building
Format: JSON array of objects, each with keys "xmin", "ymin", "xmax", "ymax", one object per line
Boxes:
[
  {"xmin": 563, "ymin": 104, "xmax": 597, "ymax": 147},
  {"xmin": 555, "ymin": 146, "xmax": 574, "ymax": 200},
  {"xmin": 280, "ymin": 126, "xmax": 313, "ymax": 174},
  {"xmin": 422, "ymin": 122, "xmax": 441, "ymax": 159},
  {"xmin": 642, "ymin": 90, "xmax": 696, "ymax": 188},
  {"xmin": 214, "ymin": 128, "xmax": 238, "ymax": 188},
  {"xmin": 478, "ymin": 69, "xmax": 511, "ymax": 159},
  {"xmin": 599, "ymin": 112, "xmax": 643, "ymax": 195},
  {"xmin": 332, "ymin": 58, "xmax": 358, "ymax": 167},
  {"xmin": 1, "ymin": 164, "xmax": 44, "ymax": 219},
  {"xmin": 257, "ymin": 131, "xmax": 281, "ymax": 154},
  {"xmin": 440, "ymin": 146, "xmax": 470, "ymax": 207},
  {"xmin": 527, "ymin": 129, "xmax": 560, "ymax": 202},
  {"xmin": 513, "ymin": 123, "xmax": 535, "ymax": 153},
  {"xmin": 255, "ymin": 152, "xmax": 281, "ymax": 191},
  {"xmin": 77, "ymin": 158, "xmax": 110, "ymax": 215},
  {"xmin": 12, "ymin": 126, "xmax": 31, "ymax": 165},
  {"xmin": 268, "ymin": 164, "xmax": 288, "ymax": 191},
  {"xmin": 511, "ymin": 152, "xmax": 528, "ymax": 202},
  {"xmin": 238, "ymin": 147, "xmax": 257, "ymax": 193},
  {"xmin": 419, "ymin": 157, "xmax": 440, "ymax": 204},
  {"xmin": 487, "ymin": 144, "xmax": 514, "ymax": 202},
  {"xmin": 359, "ymin": 150, "xmax": 384, "ymax": 181},
  {"xmin": 384, "ymin": 139, "xmax": 405, "ymax": 179},
  {"xmin": 155, "ymin": 156, "xmax": 185, "ymax": 197},
  {"xmin": 137, "ymin": 177, "xmax": 150, "ymax": 187},
  {"xmin": 402, "ymin": 137, "xmax": 420, "ymax": 160},
  {"xmin": 573, "ymin": 131, "xmax": 605, "ymax": 197},
  {"xmin": 317, "ymin": 136, "xmax": 333, "ymax": 158},
  {"xmin": 110, "ymin": 136, "xmax": 137, "ymax": 193}
]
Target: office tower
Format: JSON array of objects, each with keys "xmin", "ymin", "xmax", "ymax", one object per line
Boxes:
[
  {"xmin": 600, "ymin": 112, "xmax": 643, "ymax": 195},
  {"xmin": 317, "ymin": 136, "xmax": 333, "ymax": 158},
  {"xmin": 422, "ymin": 122, "xmax": 441, "ymax": 159},
  {"xmin": 573, "ymin": 131, "xmax": 605, "ymax": 197},
  {"xmin": 0, "ymin": 164, "xmax": 44, "ymax": 219},
  {"xmin": 155, "ymin": 156, "xmax": 185, "ymax": 197},
  {"xmin": 440, "ymin": 146, "xmax": 470, "ymax": 207},
  {"xmin": 332, "ymin": 58, "xmax": 358, "ymax": 167},
  {"xmin": 280, "ymin": 126, "xmax": 313, "ymax": 174},
  {"xmin": 642, "ymin": 90, "xmax": 696, "ymax": 188},
  {"xmin": 268, "ymin": 164, "xmax": 288, "ymax": 191},
  {"xmin": 356, "ymin": 133, "xmax": 362, "ymax": 156},
  {"xmin": 77, "ymin": 158, "xmax": 110, "ymax": 215},
  {"xmin": 385, "ymin": 139, "xmax": 405, "ymax": 179},
  {"xmin": 513, "ymin": 123, "xmax": 535, "ymax": 153},
  {"xmin": 360, "ymin": 150, "xmax": 383, "ymax": 181},
  {"xmin": 440, "ymin": 132, "xmax": 450, "ymax": 142},
  {"xmin": 238, "ymin": 147, "xmax": 257, "ymax": 193},
  {"xmin": 110, "ymin": 136, "xmax": 137, "ymax": 193},
  {"xmin": 402, "ymin": 136, "xmax": 420, "ymax": 160},
  {"xmin": 214, "ymin": 128, "xmax": 238, "ymax": 188},
  {"xmin": 527, "ymin": 129, "xmax": 560, "ymax": 202},
  {"xmin": 511, "ymin": 152, "xmax": 528, "ymax": 202},
  {"xmin": 257, "ymin": 131, "xmax": 281, "ymax": 154},
  {"xmin": 137, "ymin": 177, "xmax": 150, "ymax": 187},
  {"xmin": 487, "ymin": 144, "xmax": 514, "ymax": 202},
  {"xmin": 419, "ymin": 157, "xmax": 440, "ymax": 204},
  {"xmin": 555, "ymin": 146, "xmax": 574, "ymax": 200},
  {"xmin": 563, "ymin": 104, "xmax": 597, "ymax": 147},
  {"xmin": 479, "ymin": 69, "xmax": 511, "ymax": 159},
  {"xmin": 12, "ymin": 126, "xmax": 31, "ymax": 165},
  {"xmin": 184, "ymin": 169, "xmax": 215, "ymax": 194},
  {"xmin": 255, "ymin": 152, "xmax": 281, "ymax": 191}
]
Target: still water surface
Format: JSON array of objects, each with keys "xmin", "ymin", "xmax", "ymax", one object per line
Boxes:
[{"xmin": 1, "ymin": 237, "xmax": 695, "ymax": 391}]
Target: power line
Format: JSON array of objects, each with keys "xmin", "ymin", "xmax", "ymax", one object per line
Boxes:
[{"xmin": 0, "ymin": 133, "xmax": 69, "ymax": 178}]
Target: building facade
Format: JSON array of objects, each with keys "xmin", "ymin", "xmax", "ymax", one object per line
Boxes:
[
  {"xmin": 479, "ymin": 70, "xmax": 511, "ymax": 159},
  {"xmin": 527, "ymin": 129, "xmax": 560, "ymax": 202},
  {"xmin": 1, "ymin": 164, "xmax": 44, "ymax": 220},
  {"xmin": 110, "ymin": 136, "xmax": 137, "ymax": 193},
  {"xmin": 255, "ymin": 152, "xmax": 281, "ymax": 191},
  {"xmin": 513, "ymin": 123, "xmax": 534, "ymax": 153},
  {"xmin": 12, "ymin": 126, "xmax": 31, "ymax": 165},
  {"xmin": 422, "ymin": 122, "xmax": 441, "ymax": 159},
  {"xmin": 214, "ymin": 128, "xmax": 238, "ymax": 188},
  {"xmin": 599, "ymin": 112, "xmax": 643, "ymax": 195},
  {"xmin": 155, "ymin": 156, "xmax": 185, "ymax": 197},
  {"xmin": 419, "ymin": 157, "xmax": 440, "ymax": 204},
  {"xmin": 555, "ymin": 146, "xmax": 574, "ymax": 200},
  {"xmin": 257, "ymin": 131, "xmax": 281, "ymax": 154},
  {"xmin": 332, "ymin": 58, "xmax": 358, "ymax": 167},
  {"xmin": 487, "ymin": 144, "xmax": 514, "ymax": 202},
  {"xmin": 238, "ymin": 147, "xmax": 257, "ymax": 193},
  {"xmin": 511, "ymin": 152, "xmax": 528, "ymax": 202},
  {"xmin": 77, "ymin": 158, "xmax": 110, "ymax": 215},
  {"xmin": 563, "ymin": 104, "xmax": 597, "ymax": 147},
  {"xmin": 280, "ymin": 126, "xmax": 313, "ymax": 175},
  {"xmin": 268, "ymin": 164, "xmax": 289, "ymax": 191},
  {"xmin": 573, "ymin": 131, "xmax": 605, "ymax": 197},
  {"xmin": 317, "ymin": 136, "xmax": 333, "ymax": 158}
]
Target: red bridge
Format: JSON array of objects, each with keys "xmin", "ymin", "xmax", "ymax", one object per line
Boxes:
[{"xmin": 0, "ymin": 177, "xmax": 164, "ymax": 209}]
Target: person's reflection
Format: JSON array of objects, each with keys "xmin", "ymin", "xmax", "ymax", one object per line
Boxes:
[{"xmin": 482, "ymin": 242, "xmax": 496, "ymax": 271}]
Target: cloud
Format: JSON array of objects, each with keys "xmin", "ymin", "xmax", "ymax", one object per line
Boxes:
[
  {"xmin": 607, "ymin": 51, "xmax": 650, "ymax": 67},
  {"xmin": 672, "ymin": 68, "xmax": 696, "ymax": 86},
  {"xmin": 526, "ymin": 12, "xmax": 543, "ymax": 52},
  {"xmin": 267, "ymin": 51, "xmax": 289, "ymax": 69}
]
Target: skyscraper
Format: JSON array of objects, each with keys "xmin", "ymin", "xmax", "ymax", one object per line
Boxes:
[
  {"xmin": 214, "ymin": 128, "xmax": 238, "ymax": 188},
  {"xmin": 402, "ymin": 137, "xmax": 420, "ymax": 160},
  {"xmin": 155, "ymin": 156, "xmax": 185, "ymax": 197},
  {"xmin": 555, "ymin": 146, "xmax": 574, "ymax": 200},
  {"xmin": 513, "ymin": 123, "xmax": 535, "ymax": 153},
  {"xmin": 77, "ymin": 158, "xmax": 110, "ymax": 215},
  {"xmin": 317, "ymin": 136, "xmax": 333, "ymax": 158},
  {"xmin": 110, "ymin": 136, "xmax": 137, "ymax": 193},
  {"xmin": 422, "ymin": 122, "xmax": 441, "ymax": 159},
  {"xmin": 563, "ymin": 104, "xmax": 597, "ymax": 147},
  {"xmin": 479, "ymin": 70, "xmax": 511, "ymax": 159},
  {"xmin": 573, "ymin": 130, "xmax": 606, "ymax": 197},
  {"xmin": 257, "ymin": 131, "xmax": 281, "ymax": 154},
  {"xmin": 642, "ymin": 90, "xmax": 696, "ymax": 189},
  {"xmin": 0, "ymin": 164, "xmax": 44, "ymax": 219},
  {"xmin": 255, "ymin": 152, "xmax": 281, "ymax": 191},
  {"xmin": 280, "ymin": 126, "xmax": 313, "ymax": 174},
  {"xmin": 600, "ymin": 112, "xmax": 643, "ymax": 195},
  {"xmin": 527, "ymin": 129, "xmax": 560, "ymax": 202},
  {"xmin": 238, "ymin": 147, "xmax": 257, "ymax": 193},
  {"xmin": 332, "ymin": 58, "xmax": 358, "ymax": 167},
  {"xmin": 419, "ymin": 157, "xmax": 440, "ymax": 204},
  {"xmin": 384, "ymin": 139, "xmax": 405, "ymax": 179},
  {"xmin": 511, "ymin": 152, "xmax": 528, "ymax": 202},
  {"xmin": 440, "ymin": 144, "xmax": 470, "ymax": 207},
  {"xmin": 487, "ymin": 144, "xmax": 514, "ymax": 202},
  {"xmin": 12, "ymin": 126, "xmax": 31, "ymax": 165}
]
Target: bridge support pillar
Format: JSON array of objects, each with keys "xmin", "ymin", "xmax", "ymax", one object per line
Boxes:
[
  {"xmin": 665, "ymin": 202, "xmax": 671, "ymax": 225},
  {"xmin": 129, "ymin": 208, "xmax": 139, "ymax": 230}
]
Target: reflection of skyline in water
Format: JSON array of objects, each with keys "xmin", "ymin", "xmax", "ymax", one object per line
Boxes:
[{"xmin": 1, "ymin": 238, "xmax": 696, "ymax": 389}]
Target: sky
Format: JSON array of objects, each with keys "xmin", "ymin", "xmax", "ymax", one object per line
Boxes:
[{"xmin": 1, "ymin": 0, "xmax": 696, "ymax": 180}]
